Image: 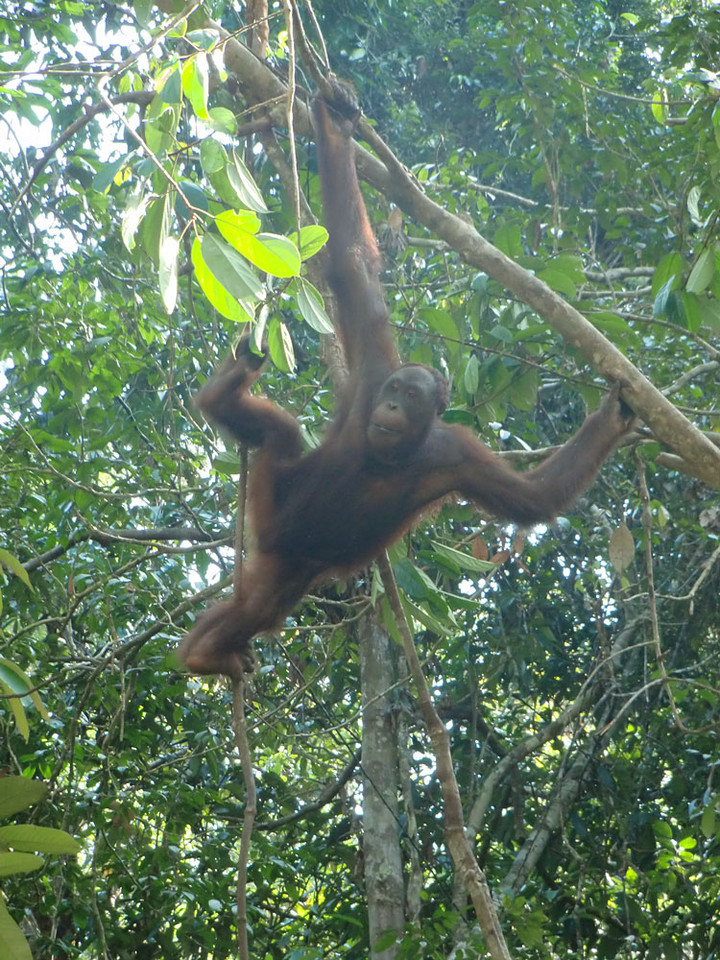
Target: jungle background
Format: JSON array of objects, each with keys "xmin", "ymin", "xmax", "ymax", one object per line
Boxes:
[{"xmin": 1, "ymin": 0, "xmax": 720, "ymax": 957}]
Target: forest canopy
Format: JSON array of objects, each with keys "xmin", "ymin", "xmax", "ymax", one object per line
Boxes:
[{"xmin": 1, "ymin": 1, "xmax": 719, "ymax": 958}]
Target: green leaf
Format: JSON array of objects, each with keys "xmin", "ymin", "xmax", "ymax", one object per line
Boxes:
[
  {"xmin": 289, "ymin": 225, "xmax": 328, "ymax": 260},
  {"xmin": 140, "ymin": 195, "xmax": 168, "ymax": 265},
  {"xmin": 253, "ymin": 234, "xmax": 301, "ymax": 277},
  {"xmin": 463, "ymin": 354, "xmax": 479, "ymax": 395},
  {"xmin": 215, "ymin": 209, "xmax": 261, "ymax": 240},
  {"xmin": 227, "ymin": 151, "xmax": 268, "ymax": 214},
  {"xmin": 206, "ymin": 107, "xmax": 238, "ymax": 135},
  {"xmin": 472, "ymin": 272, "xmax": 488, "ymax": 294},
  {"xmin": 700, "ymin": 804, "xmax": 716, "ymax": 838},
  {"xmin": 0, "ymin": 825, "xmax": 81, "ymax": 855},
  {"xmin": 200, "ymin": 139, "xmax": 227, "ymax": 176},
  {"xmin": 144, "ymin": 97, "xmax": 180, "ymax": 156},
  {"xmin": 678, "ymin": 291, "xmax": 703, "ymax": 333},
  {"xmin": 651, "ymin": 253, "xmax": 683, "ymax": 297},
  {"xmin": 0, "ymin": 549, "xmax": 31, "ymax": 589},
  {"xmin": 698, "ymin": 298, "xmax": 720, "ymax": 330},
  {"xmin": 509, "ymin": 367, "xmax": 540, "ymax": 411},
  {"xmin": 373, "ymin": 929, "xmax": 398, "ymax": 951},
  {"xmin": 191, "ymin": 237, "xmax": 254, "ymax": 322},
  {"xmin": 0, "ymin": 778, "xmax": 47, "ymax": 818},
  {"xmin": 490, "ymin": 324, "xmax": 513, "ymax": 343},
  {"xmin": 217, "ymin": 213, "xmax": 300, "ymax": 278},
  {"xmin": 493, "ymin": 222, "xmax": 523, "ymax": 259},
  {"xmin": 687, "ymin": 185, "xmax": 703, "ymax": 226},
  {"xmin": 429, "ymin": 541, "xmax": 496, "ymax": 574},
  {"xmin": 0, "ymin": 896, "xmax": 32, "ymax": 960},
  {"xmin": 651, "ymin": 90, "xmax": 668, "ymax": 124},
  {"xmin": 653, "ymin": 276, "xmax": 675, "ymax": 318},
  {"xmin": 213, "ymin": 452, "xmax": 242, "ymax": 476},
  {"xmin": 418, "ymin": 307, "xmax": 458, "ymax": 341},
  {"xmin": 0, "ymin": 852, "xmax": 45, "ymax": 877},
  {"xmin": 590, "ymin": 312, "xmax": 632, "ymax": 338},
  {"xmin": 158, "ymin": 65, "xmax": 182, "ymax": 104},
  {"xmin": 121, "ymin": 190, "xmax": 152, "ymax": 253},
  {"xmin": 158, "ymin": 235, "xmax": 179, "ymax": 314},
  {"xmin": 175, "ymin": 181, "xmax": 209, "ymax": 219},
  {"xmin": 1, "ymin": 681, "xmax": 29, "ymax": 741},
  {"xmin": 181, "ymin": 55, "xmax": 209, "ymax": 120},
  {"xmin": 536, "ymin": 265, "xmax": 576, "ymax": 299},
  {"xmin": 0, "ymin": 659, "xmax": 50, "ymax": 721},
  {"xmin": 133, "ymin": 0, "xmax": 154, "ymax": 24},
  {"xmin": 686, "ymin": 247, "xmax": 715, "ymax": 294},
  {"xmin": 268, "ymin": 318, "xmax": 294, "ymax": 372},
  {"xmin": 291, "ymin": 278, "xmax": 333, "ymax": 334},
  {"xmin": 93, "ymin": 156, "xmax": 128, "ymax": 194},
  {"xmin": 400, "ymin": 596, "xmax": 454, "ymax": 636},
  {"xmin": 200, "ymin": 234, "xmax": 265, "ymax": 302},
  {"xmin": 393, "ymin": 557, "xmax": 438, "ymax": 601}
]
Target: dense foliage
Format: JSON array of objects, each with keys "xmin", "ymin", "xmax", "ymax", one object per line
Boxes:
[{"xmin": 0, "ymin": 0, "xmax": 719, "ymax": 957}]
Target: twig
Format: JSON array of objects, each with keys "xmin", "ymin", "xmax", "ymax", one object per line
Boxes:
[
  {"xmin": 255, "ymin": 750, "xmax": 361, "ymax": 829},
  {"xmin": 9, "ymin": 91, "xmax": 153, "ymax": 217},
  {"xmin": 23, "ymin": 526, "xmax": 219, "ymax": 573}
]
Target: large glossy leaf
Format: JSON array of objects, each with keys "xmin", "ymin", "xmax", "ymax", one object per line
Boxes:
[
  {"xmin": 0, "ymin": 897, "xmax": 31, "ymax": 960},
  {"xmin": 0, "ymin": 779, "xmax": 47, "ymax": 819},
  {"xmin": 0, "ymin": 825, "xmax": 81, "ymax": 855}
]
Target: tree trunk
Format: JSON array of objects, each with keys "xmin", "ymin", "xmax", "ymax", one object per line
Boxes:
[{"xmin": 359, "ymin": 612, "xmax": 404, "ymax": 958}]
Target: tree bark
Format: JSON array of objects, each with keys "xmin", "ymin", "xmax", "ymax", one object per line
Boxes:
[{"xmin": 359, "ymin": 612, "xmax": 404, "ymax": 959}]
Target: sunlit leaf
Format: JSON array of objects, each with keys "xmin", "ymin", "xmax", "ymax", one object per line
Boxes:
[
  {"xmin": 0, "ymin": 659, "xmax": 49, "ymax": 721},
  {"xmin": 121, "ymin": 189, "xmax": 152, "ymax": 252},
  {"xmin": 429, "ymin": 541, "xmax": 496, "ymax": 574},
  {"xmin": 200, "ymin": 234, "xmax": 264, "ymax": 301},
  {"xmin": 158, "ymin": 235, "xmax": 179, "ymax": 314},
  {"xmin": 217, "ymin": 214, "xmax": 300, "ymax": 276},
  {"xmin": 206, "ymin": 106, "xmax": 238, "ymax": 134},
  {"xmin": 191, "ymin": 237, "xmax": 255, "ymax": 322},
  {"xmin": 289, "ymin": 225, "xmax": 328, "ymax": 260},
  {"xmin": 181, "ymin": 55, "xmax": 209, "ymax": 120},
  {"xmin": 1, "ymin": 682, "xmax": 29, "ymax": 741},
  {"xmin": 0, "ymin": 549, "xmax": 31, "ymax": 589}
]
